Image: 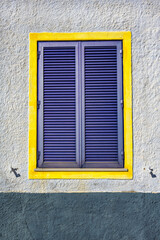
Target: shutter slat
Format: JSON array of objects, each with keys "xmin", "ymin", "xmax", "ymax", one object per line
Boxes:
[
  {"xmin": 44, "ymin": 141, "xmax": 75, "ymax": 143},
  {"xmin": 85, "ymin": 64, "xmax": 117, "ymax": 67}
]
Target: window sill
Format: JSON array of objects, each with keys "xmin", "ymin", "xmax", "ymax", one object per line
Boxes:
[{"xmin": 34, "ymin": 168, "xmax": 128, "ymax": 172}]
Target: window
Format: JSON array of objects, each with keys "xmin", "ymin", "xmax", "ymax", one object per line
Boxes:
[{"xmin": 29, "ymin": 32, "xmax": 132, "ymax": 179}]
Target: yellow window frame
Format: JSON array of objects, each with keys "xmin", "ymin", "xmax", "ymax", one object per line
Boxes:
[{"xmin": 29, "ymin": 32, "xmax": 132, "ymax": 179}]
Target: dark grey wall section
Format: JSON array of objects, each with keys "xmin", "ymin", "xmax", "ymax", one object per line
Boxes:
[{"xmin": 0, "ymin": 193, "xmax": 160, "ymax": 240}]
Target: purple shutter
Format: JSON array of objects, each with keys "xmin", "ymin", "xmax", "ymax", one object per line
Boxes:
[
  {"xmin": 37, "ymin": 41, "xmax": 123, "ymax": 168},
  {"xmin": 37, "ymin": 42, "xmax": 79, "ymax": 168},
  {"xmin": 81, "ymin": 41, "xmax": 123, "ymax": 168}
]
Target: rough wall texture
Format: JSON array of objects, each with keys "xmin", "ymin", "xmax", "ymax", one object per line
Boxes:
[
  {"xmin": 1, "ymin": 193, "xmax": 160, "ymax": 240},
  {"xmin": 0, "ymin": 193, "xmax": 160, "ymax": 240},
  {"xmin": 0, "ymin": 0, "xmax": 160, "ymax": 193}
]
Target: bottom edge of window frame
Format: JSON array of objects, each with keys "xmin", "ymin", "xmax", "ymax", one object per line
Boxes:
[{"xmin": 34, "ymin": 168, "xmax": 128, "ymax": 172}]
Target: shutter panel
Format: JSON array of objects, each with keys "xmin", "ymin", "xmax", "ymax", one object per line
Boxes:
[
  {"xmin": 37, "ymin": 41, "xmax": 123, "ymax": 169},
  {"xmin": 37, "ymin": 42, "xmax": 79, "ymax": 168},
  {"xmin": 82, "ymin": 41, "xmax": 123, "ymax": 168}
]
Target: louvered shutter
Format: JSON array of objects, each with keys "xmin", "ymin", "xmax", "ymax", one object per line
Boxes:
[
  {"xmin": 81, "ymin": 41, "xmax": 123, "ymax": 168},
  {"xmin": 37, "ymin": 41, "xmax": 123, "ymax": 168},
  {"xmin": 37, "ymin": 42, "xmax": 79, "ymax": 168}
]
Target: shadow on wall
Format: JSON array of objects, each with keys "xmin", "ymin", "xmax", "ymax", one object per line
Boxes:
[{"xmin": 0, "ymin": 193, "xmax": 160, "ymax": 240}]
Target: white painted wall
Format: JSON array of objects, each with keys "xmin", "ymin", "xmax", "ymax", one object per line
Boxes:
[{"xmin": 0, "ymin": 0, "xmax": 160, "ymax": 192}]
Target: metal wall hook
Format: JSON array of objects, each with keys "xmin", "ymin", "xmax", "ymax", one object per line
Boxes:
[
  {"xmin": 10, "ymin": 167, "xmax": 21, "ymax": 178},
  {"xmin": 149, "ymin": 167, "xmax": 156, "ymax": 178}
]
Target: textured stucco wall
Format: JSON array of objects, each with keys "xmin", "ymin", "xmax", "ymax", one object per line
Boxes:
[
  {"xmin": 0, "ymin": 193, "xmax": 160, "ymax": 240},
  {"xmin": 0, "ymin": 0, "xmax": 160, "ymax": 193}
]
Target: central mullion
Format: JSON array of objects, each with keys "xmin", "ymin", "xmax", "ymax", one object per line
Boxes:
[{"xmin": 76, "ymin": 42, "xmax": 83, "ymax": 167}]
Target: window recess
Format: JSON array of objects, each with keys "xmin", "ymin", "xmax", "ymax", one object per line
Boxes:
[{"xmin": 37, "ymin": 41, "xmax": 123, "ymax": 169}]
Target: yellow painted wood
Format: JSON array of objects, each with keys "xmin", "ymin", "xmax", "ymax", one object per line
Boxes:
[
  {"xmin": 123, "ymin": 32, "xmax": 133, "ymax": 180},
  {"xmin": 29, "ymin": 32, "xmax": 132, "ymax": 179},
  {"xmin": 29, "ymin": 33, "xmax": 38, "ymax": 179}
]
